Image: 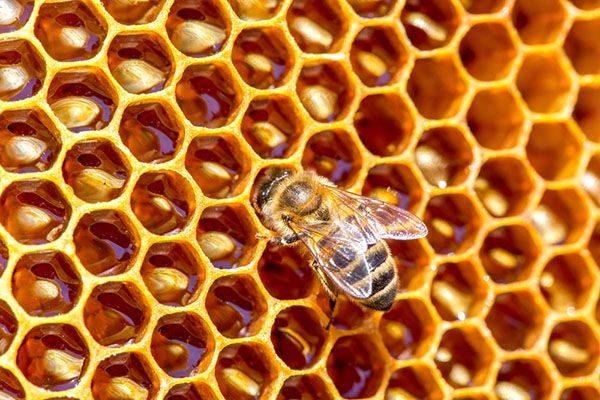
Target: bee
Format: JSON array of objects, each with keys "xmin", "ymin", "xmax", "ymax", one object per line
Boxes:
[{"xmin": 254, "ymin": 169, "xmax": 428, "ymax": 327}]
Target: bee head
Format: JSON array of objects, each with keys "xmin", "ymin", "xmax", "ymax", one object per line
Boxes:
[{"xmin": 254, "ymin": 168, "xmax": 293, "ymax": 211}]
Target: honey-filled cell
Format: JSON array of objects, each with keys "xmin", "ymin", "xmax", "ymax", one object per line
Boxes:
[{"xmin": 257, "ymin": 243, "xmax": 315, "ymax": 300}]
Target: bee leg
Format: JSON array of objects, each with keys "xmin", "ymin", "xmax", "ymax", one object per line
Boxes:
[
  {"xmin": 312, "ymin": 261, "xmax": 337, "ymax": 330},
  {"xmin": 326, "ymin": 296, "xmax": 337, "ymax": 331},
  {"xmin": 258, "ymin": 232, "xmax": 307, "ymax": 246}
]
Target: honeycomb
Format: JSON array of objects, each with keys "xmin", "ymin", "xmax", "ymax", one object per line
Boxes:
[{"xmin": 0, "ymin": 0, "xmax": 600, "ymax": 398}]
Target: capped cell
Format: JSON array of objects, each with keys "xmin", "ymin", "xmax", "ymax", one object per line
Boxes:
[
  {"xmin": 573, "ymin": 84, "xmax": 600, "ymax": 143},
  {"xmin": 0, "ymin": 300, "xmax": 17, "ymax": 355},
  {"xmin": 400, "ymin": 0, "xmax": 460, "ymax": 50},
  {"xmin": 287, "ymin": 0, "xmax": 346, "ymax": 53},
  {"xmin": 0, "ymin": 39, "xmax": 45, "ymax": 101},
  {"xmin": 526, "ymin": 122, "xmax": 582, "ymax": 181},
  {"xmin": 91, "ymin": 352, "xmax": 158, "ymax": 400},
  {"xmin": 228, "ymin": 0, "xmax": 283, "ymax": 20},
  {"xmin": 494, "ymin": 358, "xmax": 553, "ymax": 400},
  {"xmin": 564, "ymin": 17, "xmax": 600, "ymax": 76},
  {"xmin": 362, "ymin": 163, "xmax": 423, "ymax": 210},
  {"xmin": 101, "ymin": 0, "xmax": 164, "ymax": 24},
  {"xmin": 278, "ymin": 375, "xmax": 332, "ymax": 400},
  {"xmin": 386, "ymin": 363, "xmax": 443, "ymax": 399},
  {"xmin": 540, "ymin": 253, "xmax": 595, "ymax": 312},
  {"xmin": 0, "ymin": 0, "xmax": 33, "ymax": 33},
  {"xmin": 258, "ymin": 243, "xmax": 315, "ymax": 300},
  {"xmin": 547, "ymin": 319, "xmax": 599, "ymax": 377}
]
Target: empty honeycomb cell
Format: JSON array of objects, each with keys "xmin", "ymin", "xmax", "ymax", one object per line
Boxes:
[
  {"xmin": 232, "ymin": 27, "xmax": 294, "ymax": 89},
  {"xmin": 564, "ymin": 17, "xmax": 600, "ymax": 76},
  {"xmin": 287, "ymin": 0, "xmax": 346, "ymax": 53},
  {"xmin": 166, "ymin": 0, "xmax": 229, "ymax": 58},
  {"xmin": 547, "ymin": 319, "xmax": 599, "ymax": 377},
  {"xmin": 301, "ymin": 130, "xmax": 362, "ymax": 188},
  {"xmin": 431, "ymin": 261, "xmax": 487, "ymax": 321},
  {"xmin": 485, "ymin": 290, "xmax": 546, "ymax": 351},
  {"xmin": 400, "ymin": 0, "xmax": 460, "ymax": 50},
  {"xmin": 494, "ymin": 358, "xmax": 553, "ymax": 400},
  {"xmin": 240, "ymin": 95, "xmax": 303, "ymax": 159},
  {"xmin": 0, "ymin": 300, "xmax": 17, "ymax": 355},
  {"xmin": 165, "ymin": 382, "xmax": 217, "ymax": 400},
  {"xmin": 526, "ymin": 122, "xmax": 582, "ymax": 181},
  {"xmin": 560, "ymin": 386, "xmax": 600, "ymax": 400},
  {"xmin": 354, "ymin": 93, "xmax": 414, "ymax": 156},
  {"xmin": 141, "ymin": 241, "xmax": 203, "ymax": 306},
  {"xmin": 390, "ymin": 239, "xmax": 431, "ymax": 291},
  {"xmin": 531, "ymin": 187, "xmax": 589, "ymax": 246},
  {"xmin": 34, "ymin": 1, "xmax": 106, "ymax": 62},
  {"xmin": 197, "ymin": 205, "xmax": 257, "ymax": 269},
  {"xmin": 47, "ymin": 68, "xmax": 117, "ymax": 132},
  {"xmin": 0, "ymin": 179, "xmax": 70, "ymax": 245},
  {"xmin": 407, "ymin": 56, "xmax": 468, "ymax": 119},
  {"xmin": 386, "ymin": 363, "xmax": 443, "ymax": 399},
  {"xmin": 73, "ymin": 210, "xmax": 139, "ymax": 276},
  {"xmin": 415, "ymin": 126, "xmax": 474, "ymax": 188},
  {"xmin": 0, "ymin": 108, "xmax": 61, "ymax": 173},
  {"xmin": 12, "ymin": 251, "xmax": 81, "ymax": 317},
  {"xmin": 62, "ymin": 139, "xmax": 129, "ymax": 203},
  {"xmin": 379, "ymin": 297, "xmax": 436, "ymax": 359},
  {"xmin": 151, "ymin": 312, "xmax": 214, "ymax": 377},
  {"xmin": 516, "ymin": 52, "xmax": 572, "ymax": 114},
  {"xmin": 297, "ymin": 61, "xmax": 353, "ymax": 122},
  {"xmin": 466, "ymin": 87, "xmax": 525, "ymax": 150},
  {"xmin": 17, "ymin": 324, "xmax": 88, "ymax": 391},
  {"xmin": 540, "ymin": 253, "xmax": 594, "ymax": 312},
  {"xmin": 258, "ymin": 243, "xmax": 315, "ymax": 300},
  {"xmin": 423, "ymin": 193, "xmax": 482, "ymax": 255},
  {"xmin": 362, "ymin": 163, "xmax": 423, "ymax": 210},
  {"xmin": 326, "ymin": 334, "xmax": 385, "ymax": 398},
  {"xmin": 349, "ymin": 26, "xmax": 407, "ymax": 87},
  {"xmin": 228, "ymin": 0, "xmax": 282, "ymax": 21},
  {"xmin": 101, "ymin": 0, "xmax": 163, "ymax": 24},
  {"xmin": 0, "ymin": 39, "xmax": 45, "ymax": 101},
  {"xmin": 461, "ymin": 0, "xmax": 506, "ymax": 14},
  {"xmin": 84, "ymin": 282, "xmax": 149, "ymax": 347},
  {"xmin": 175, "ymin": 63, "xmax": 241, "ymax": 128},
  {"xmin": 271, "ymin": 306, "xmax": 326, "ymax": 369},
  {"xmin": 130, "ymin": 171, "xmax": 195, "ymax": 235},
  {"xmin": 0, "ymin": 0, "xmax": 33, "ymax": 33},
  {"xmin": 107, "ymin": 33, "xmax": 173, "ymax": 94},
  {"xmin": 574, "ymin": 85, "xmax": 600, "ymax": 143},
  {"xmin": 511, "ymin": 0, "xmax": 567, "ymax": 45},
  {"xmin": 475, "ymin": 157, "xmax": 536, "ymax": 218},
  {"xmin": 216, "ymin": 343, "xmax": 276, "ymax": 400},
  {"xmin": 0, "ymin": 367, "xmax": 24, "ymax": 398},
  {"xmin": 459, "ymin": 22, "xmax": 517, "ymax": 81},
  {"xmin": 91, "ymin": 352, "xmax": 157, "ymax": 400},
  {"xmin": 206, "ymin": 274, "xmax": 267, "ymax": 338},
  {"xmin": 277, "ymin": 375, "xmax": 332, "ymax": 400},
  {"xmin": 479, "ymin": 224, "xmax": 540, "ymax": 284}
]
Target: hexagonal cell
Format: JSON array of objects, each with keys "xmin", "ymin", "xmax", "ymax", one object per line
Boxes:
[
  {"xmin": 548, "ymin": 319, "xmax": 599, "ymax": 377},
  {"xmin": 494, "ymin": 358, "xmax": 553, "ymax": 400},
  {"xmin": 531, "ymin": 188, "xmax": 588, "ymax": 246},
  {"xmin": 379, "ymin": 298, "xmax": 436, "ymax": 359},
  {"xmin": 316, "ymin": 293, "xmax": 371, "ymax": 331},
  {"xmin": 301, "ymin": 130, "xmax": 362, "ymax": 188},
  {"xmin": 327, "ymin": 334, "xmax": 385, "ymax": 398},
  {"xmin": 35, "ymin": 1, "xmax": 106, "ymax": 62},
  {"xmin": 73, "ymin": 210, "xmax": 139, "ymax": 276},
  {"xmin": 516, "ymin": 52, "xmax": 572, "ymax": 114},
  {"xmin": 526, "ymin": 122, "xmax": 582, "ymax": 181},
  {"xmin": 165, "ymin": 382, "xmax": 218, "ymax": 400},
  {"xmin": 407, "ymin": 55, "xmax": 468, "ymax": 119},
  {"xmin": 175, "ymin": 63, "xmax": 241, "ymax": 128},
  {"xmin": 540, "ymin": 253, "xmax": 594, "ymax": 312},
  {"xmin": 47, "ymin": 68, "xmax": 118, "ymax": 132},
  {"xmin": 0, "ymin": 367, "xmax": 24, "ymax": 399},
  {"xmin": 131, "ymin": 171, "xmax": 195, "ymax": 235},
  {"xmin": 354, "ymin": 93, "xmax": 414, "ymax": 156},
  {"xmin": 574, "ymin": 85, "xmax": 600, "ymax": 142},
  {"xmin": 560, "ymin": 386, "xmax": 600, "ymax": 400},
  {"xmin": 485, "ymin": 290, "xmax": 546, "ymax": 350},
  {"xmin": 512, "ymin": 0, "xmax": 566, "ymax": 45},
  {"xmin": 228, "ymin": 0, "xmax": 283, "ymax": 20},
  {"xmin": 0, "ymin": 0, "xmax": 33, "ymax": 33},
  {"xmin": 17, "ymin": 324, "xmax": 88, "ymax": 390},
  {"xmin": 0, "ymin": 179, "xmax": 70, "ymax": 245},
  {"xmin": 459, "ymin": 22, "xmax": 517, "ymax": 81},
  {"xmin": 101, "ymin": 0, "xmax": 164, "ymax": 24},
  {"xmin": 141, "ymin": 241, "xmax": 203, "ymax": 306},
  {"xmin": 241, "ymin": 95, "xmax": 303, "ymax": 159},
  {"xmin": 0, "ymin": 300, "xmax": 17, "ymax": 355},
  {"xmin": 386, "ymin": 363, "xmax": 443, "ymax": 399},
  {"xmin": 216, "ymin": 343, "xmax": 276, "ymax": 400},
  {"xmin": 431, "ymin": 261, "xmax": 487, "ymax": 321},
  {"xmin": 287, "ymin": 0, "xmax": 345, "ymax": 53},
  {"xmin": 232, "ymin": 27, "xmax": 293, "ymax": 89},
  {"xmin": 151, "ymin": 312, "xmax": 214, "ymax": 377},
  {"xmin": 271, "ymin": 306, "xmax": 326, "ymax": 369},
  {"xmin": 206, "ymin": 274, "xmax": 267, "ymax": 338},
  {"xmin": 475, "ymin": 157, "xmax": 536, "ymax": 217},
  {"xmin": 423, "ymin": 193, "xmax": 482, "ymax": 255},
  {"xmin": 564, "ymin": 17, "xmax": 600, "ymax": 76},
  {"xmin": 349, "ymin": 26, "xmax": 407, "ymax": 87},
  {"xmin": 12, "ymin": 251, "xmax": 81, "ymax": 317},
  {"xmin": 166, "ymin": 0, "xmax": 229, "ymax": 58},
  {"xmin": 107, "ymin": 33, "xmax": 173, "ymax": 94},
  {"xmin": 462, "ymin": 0, "xmax": 506, "ymax": 14},
  {"xmin": 0, "ymin": 39, "xmax": 45, "ymax": 101},
  {"xmin": 258, "ymin": 243, "xmax": 315, "ymax": 300},
  {"xmin": 62, "ymin": 139, "xmax": 129, "ymax": 203},
  {"xmin": 186, "ymin": 135, "xmax": 249, "ymax": 199},
  {"xmin": 480, "ymin": 224, "xmax": 540, "ymax": 285},
  {"xmin": 84, "ymin": 282, "xmax": 148, "ymax": 347},
  {"xmin": 467, "ymin": 87, "xmax": 525, "ymax": 150},
  {"xmin": 0, "ymin": 108, "xmax": 61, "ymax": 173},
  {"xmin": 91, "ymin": 352, "xmax": 157, "ymax": 400},
  {"xmin": 297, "ymin": 61, "xmax": 352, "ymax": 122},
  {"xmin": 390, "ymin": 239, "xmax": 431, "ymax": 291},
  {"xmin": 362, "ymin": 163, "xmax": 423, "ymax": 210},
  {"xmin": 415, "ymin": 126, "xmax": 473, "ymax": 188},
  {"xmin": 197, "ymin": 205, "xmax": 258, "ymax": 269},
  {"xmin": 346, "ymin": 0, "xmax": 394, "ymax": 17},
  {"xmin": 401, "ymin": 0, "xmax": 460, "ymax": 50}
]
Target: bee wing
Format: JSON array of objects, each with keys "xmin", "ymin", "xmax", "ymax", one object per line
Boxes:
[{"xmin": 325, "ymin": 186, "xmax": 428, "ymax": 240}]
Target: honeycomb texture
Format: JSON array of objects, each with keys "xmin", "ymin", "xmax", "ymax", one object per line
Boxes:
[{"xmin": 0, "ymin": 0, "xmax": 599, "ymax": 399}]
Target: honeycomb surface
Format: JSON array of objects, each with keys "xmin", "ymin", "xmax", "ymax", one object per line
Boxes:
[{"xmin": 0, "ymin": 0, "xmax": 599, "ymax": 399}]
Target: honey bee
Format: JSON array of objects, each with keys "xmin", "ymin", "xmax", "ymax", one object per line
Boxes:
[{"xmin": 254, "ymin": 169, "xmax": 428, "ymax": 327}]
